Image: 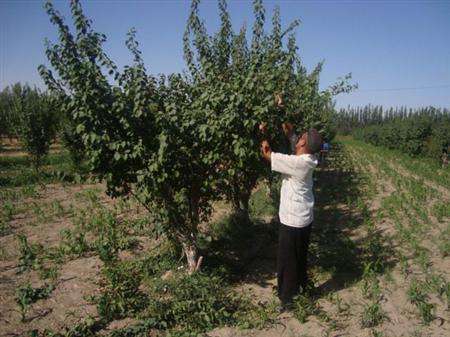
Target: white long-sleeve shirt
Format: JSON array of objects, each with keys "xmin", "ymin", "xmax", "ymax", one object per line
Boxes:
[{"xmin": 271, "ymin": 152, "xmax": 318, "ymax": 228}]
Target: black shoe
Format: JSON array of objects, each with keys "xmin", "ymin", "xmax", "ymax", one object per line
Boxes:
[
  {"xmin": 276, "ymin": 305, "xmax": 285, "ymax": 314},
  {"xmin": 278, "ymin": 302, "xmax": 293, "ymax": 313}
]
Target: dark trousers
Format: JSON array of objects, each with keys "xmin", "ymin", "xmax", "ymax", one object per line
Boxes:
[{"xmin": 277, "ymin": 222, "xmax": 312, "ymax": 305}]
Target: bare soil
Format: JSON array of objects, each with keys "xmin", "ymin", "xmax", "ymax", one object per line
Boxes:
[{"xmin": 1, "ymin": 143, "xmax": 449, "ymax": 337}]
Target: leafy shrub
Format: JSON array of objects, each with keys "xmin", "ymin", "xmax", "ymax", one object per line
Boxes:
[
  {"xmin": 292, "ymin": 293, "xmax": 321, "ymax": 323},
  {"xmin": 92, "ymin": 211, "xmax": 138, "ymax": 263},
  {"xmin": 59, "ymin": 229, "xmax": 92, "ymax": 257},
  {"xmin": 407, "ymin": 279, "xmax": 436, "ymax": 325},
  {"xmin": 143, "ymin": 272, "xmax": 245, "ymax": 334},
  {"xmin": 344, "ymin": 106, "xmax": 449, "ymax": 161},
  {"xmin": 59, "ymin": 105, "xmax": 86, "ymax": 168},
  {"xmin": 0, "ymin": 201, "xmax": 14, "ymax": 236},
  {"xmin": 363, "ymin": 220, "xmax": 390, "ymax": 274},
  {"xmin": 12, "ymin": 85, "xmax": 57, "ymax": 168},
  {"xmin": 361, "ymin": 302, "xmax": 384, "ymax": 328},
  {"xmin": 140, "ymin": 245, "xmax": 180, "ymax": 279},
  {"xmin": 0, "ymin": 84, "xmax": 19, "ymax": 139},
  {"xmin": 16, "ymin": 283, "xmax": 54, "ymax": 321},
  {"xmin": 426, "ymin": 118, "xmax": 450, "ymax": 160},
  {"xmin": 17, "ymin": 234, "xmax": 41, "ymax": 272},
  {"xmin": 97, "ymin": 261, "xmax": 146, "ymax": 321},
  {"xmin": 40, "ymin": 0, "xmax": 350, "ymax": 272}
]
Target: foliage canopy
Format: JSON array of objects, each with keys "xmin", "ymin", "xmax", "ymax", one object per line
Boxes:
[{"xmin": 39, "ymin": 0, "xmax": 351, "ymax": 271}]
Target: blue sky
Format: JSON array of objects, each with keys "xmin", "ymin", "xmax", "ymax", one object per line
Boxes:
[{"xmin": 1, "ymin": 0, "xmax": 449, "ymax": 108}]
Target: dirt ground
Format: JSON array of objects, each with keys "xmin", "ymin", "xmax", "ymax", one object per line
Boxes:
[
  {"xmin": 1, "ymin": 142, "xmax": 449, "ymax": 337},
  {"xmin": 0, "ymin": 184, "xmax": 106, "ymax": 334}
]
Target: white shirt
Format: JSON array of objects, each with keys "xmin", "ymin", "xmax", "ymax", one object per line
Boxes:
[{"xmin": 271, "ymin": 152, "xmax": 318, "ymax": 228}]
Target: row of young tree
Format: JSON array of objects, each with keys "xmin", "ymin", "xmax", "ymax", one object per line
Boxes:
[
  {"xmin": 2, "ymin": 0, "xmax": 352, "ymax": 272},
  {"xmin": 335, "ymin": 105, "xmax": 450, "ymax": 160},
  {"xmin": 334, "ymin": 105, "xmax": 449, "ymax": 135},
  {"xmin": 0, "ymin": 83, "xmax": 86, "ymax": 168},
  {"xmin": 0, "ymin": 84, "xmax": 62, "ymax": 167}
]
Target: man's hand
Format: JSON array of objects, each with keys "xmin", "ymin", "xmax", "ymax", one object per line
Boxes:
[
  {"xmin": 261, "ymin": 140, "xmax": 272, "ymax": 162},
  {"xmin": 282, "ymin": 122, "xmax": 294, "ymax": 137},
  {"xmin": 259, "ymin": 122, "xmax": 268, "ymax": 135},
  {"xmin": 275, "ymin": 93, "xmax": 284, "ymax": 108}
]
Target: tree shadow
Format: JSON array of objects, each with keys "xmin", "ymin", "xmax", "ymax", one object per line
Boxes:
[
  {"xmin": 203, "ymin": 143, "xmax": 392, "ymax": 298},
  {"xmin": 201, "ymin": 212, "xmax": 277, "ymax": 284},
  {"xmin": 310, "ymin": 143, "xmax": 366, "ymax": 295}
]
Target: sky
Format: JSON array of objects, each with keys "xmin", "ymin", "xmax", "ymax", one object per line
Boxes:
[{"xmin": 1, "ymin": 0, "xmax": 449, "ymax": 108}]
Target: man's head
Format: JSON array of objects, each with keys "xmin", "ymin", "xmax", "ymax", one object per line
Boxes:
[{"xmin": 295, "ymin": 128, "xmax": 322, "ymax": 155}]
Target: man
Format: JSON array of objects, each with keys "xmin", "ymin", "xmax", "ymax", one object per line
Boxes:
[
  {"xmin": 260, "ymin": 122, "xmax": 321, "ymax": 308},
  {"xmin": 319, "ymin": 140, "xmax": 330, "ymax": 167}
]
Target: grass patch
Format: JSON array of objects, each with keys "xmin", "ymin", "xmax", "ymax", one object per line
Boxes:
[
  {"xmin": 0, "ymin": 151, "xmax": 90, "ymax": 187},
  {"xmin": 16, "ymin": 283, "xmax": 54, "ymax": 321}
]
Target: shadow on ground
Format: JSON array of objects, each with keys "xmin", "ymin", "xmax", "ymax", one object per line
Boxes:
[{"xmin": 202, "ymin": 143, "xmax": 371, "ymax": 298}]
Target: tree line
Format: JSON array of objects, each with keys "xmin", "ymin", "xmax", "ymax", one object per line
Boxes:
[{"xmin": 335, "ymin": 105, "xmax": 450, "ymax": 160}]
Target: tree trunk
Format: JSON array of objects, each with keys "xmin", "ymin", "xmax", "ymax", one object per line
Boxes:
[
  {"xmin": 231, "ymin": 183, "xmax": 241, "ymax": 212},
  {"xmin": 184, "ymin": 191, "xmax": 203, "ymax": 273},
  {"xmin": 181, "ymin": 240, "xmax": 202, "ymax": 274},
  {"xmin": 231, "ymin": 182, "xmax": 251, "ymax": 222},
  {"xmin": 237, "ymin": 193, "xmax": 250, "ymax": 223},
  {"xmin": 239, "ymin": 193, "xmax": 250, "ymax": 214}
]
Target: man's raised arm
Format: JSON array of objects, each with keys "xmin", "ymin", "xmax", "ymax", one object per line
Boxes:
[
  {"xmin": 282, "ymin": 122, "xmax": 299, "ymax": 154},
  {"xmin": 282, "ymin": 122, "xmax": 294, "ymax": 138},
  {"xmin": 259, "ymin": 123, "xmax": 272, "ymax": 162}
]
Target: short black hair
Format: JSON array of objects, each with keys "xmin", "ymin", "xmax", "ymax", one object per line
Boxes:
[{"xmin": 306, "ymin": 128, "xmax": 322, "ymax": 153}]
